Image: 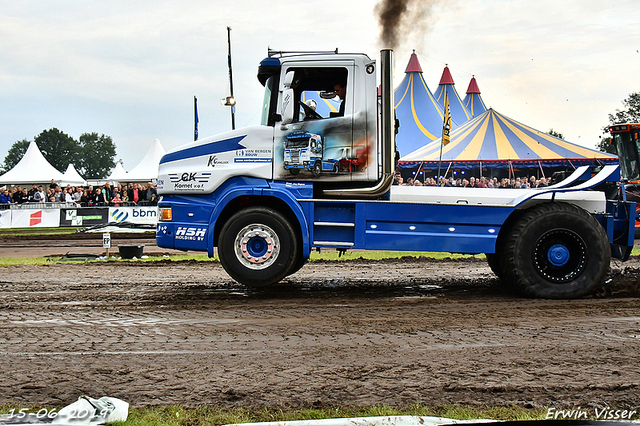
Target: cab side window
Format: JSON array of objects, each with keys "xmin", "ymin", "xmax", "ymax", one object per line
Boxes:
[{"xmin": 285, "ymin": 67, "xmax": 348, "ymax": 123}]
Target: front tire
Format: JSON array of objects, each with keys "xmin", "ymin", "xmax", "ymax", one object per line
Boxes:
[
  {"xmin": 218, "ymin": 207, "xmax": 298, "ymax": 287},
  {"xmin": 499, "ymin": 203, "xmax": 610, "ymax": 299}
]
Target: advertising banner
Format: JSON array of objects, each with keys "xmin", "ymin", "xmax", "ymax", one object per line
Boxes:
[
  {"xmin": 109, "ymin": 206, "xmax": 158, "ymax": 225},
  {"xmin": 60, "ymin": 208, "xmax": 109, "ymax": 227},
  {"xmin": 0, "ymin": 210, "xmax": 11, "ymax": 228},
  {"xmin": 11, "ymin": 209, "xmax": 60, "ymax": 228}
]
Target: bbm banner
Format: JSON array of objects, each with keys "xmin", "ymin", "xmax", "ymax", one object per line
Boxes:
[{"xmin": 108, "ymin": 206, "xmax": 158, "ymax": 225}]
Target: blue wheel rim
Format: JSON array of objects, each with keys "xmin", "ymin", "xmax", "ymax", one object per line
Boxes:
[{"xmin": 534, "ymin": 228, "xmax": 587, "ymax": 283}]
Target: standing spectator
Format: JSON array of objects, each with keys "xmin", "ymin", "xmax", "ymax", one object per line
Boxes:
[
  {"xmin": 121, "ymin": 188, "xmax": 129, "ymax": 205},
  {"xmin": 49, "ymin": 179, "xmax": 58, "ymax": 191},
  {"xmin": 54, "ymin": 187, "xmax": 63, "ymax": 202},
  {"xmin": 0, "ymin": 189, "xmax": 11, "ymax": 204},
  {"xmin": 33, "ymin": 185, "xmax": 46, "ymax": 202},
  {"xmin": 72, "ymin": 187, "xmax": 82, "ymax": 202},
  {"xmin": 27, "ymin": 184, "xmax": 38, "ymax": 200},
  {"xmin": 16, "ymin": 188, "xmax": 29, "ymax": 204},
  {"xmin": 94, "ymin": 186, "xmax": 107, "ymax": 205},
  {"xmin": 128, "ymin": 183, "xmax": 140, "ymax": 205},
  {"xmin": 111, "ymin": 190, "xmax": 122, "ymax": 206},
  {"xmin": 80, "ymin": 189, "xmax": 91, "ymax": 206},
  {"xmin": 143, "ymin": 182, "xmax": 157, "ymax": 205},
  {"xmin": 63, "ymin": 188, "xmax": 74, "ymax": 203},
  {"xmin": 103, "ymin": 182, "xmax": 113, "ymax": 204},
  {"xmin": 393, "ymin": 172, "xmax": 403, "ymax": 185},
  {"xmin": 12, "ymin": 186, "xmax": 22, "ymax": 203}
]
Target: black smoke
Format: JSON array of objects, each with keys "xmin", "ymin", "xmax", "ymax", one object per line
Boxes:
[{"xmin": 376, "ymin": 0, "xmax": 441, "ymax": 50}]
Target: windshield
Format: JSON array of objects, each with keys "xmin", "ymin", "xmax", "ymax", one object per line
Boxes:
[
  {"xmin": 285, "ymin": 136, "xmax": 310, "ymax": 149},
  {"xmin": 260, "ymin": 76, "xmax": 276, "ymax": 126},
  {"xmin": 614, "ymin": 132, "xmax": 640, "ymax": 181}
]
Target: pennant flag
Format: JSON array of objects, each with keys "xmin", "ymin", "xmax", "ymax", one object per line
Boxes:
[
  {"xmin": 442, "ymin": 90, "xmax": 452, "ymax": 146},
  {"xmin": 194, "ymin": 96, "xmax": 199, "ymax": 141}
]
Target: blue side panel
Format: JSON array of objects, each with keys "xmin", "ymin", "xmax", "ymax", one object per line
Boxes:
[{"xmin": 301, "ymin": 200, "xmax": 514, "ymax": 254}]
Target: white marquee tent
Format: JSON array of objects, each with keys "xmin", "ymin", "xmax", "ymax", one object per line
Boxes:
[
  {"xmin": 0, "ymin": 141, "xmax": 65, "ymax": 185},
  {"xmin": 60, "ymin": 163, "xmax": 87, "ymax": 187},
  {"xmin": 125, "ymin": 139, "xmax": 166, "ymax": 182},
  {"xmin": 106, "ymin": 162, "xmax": 128, "ymax": 182}
]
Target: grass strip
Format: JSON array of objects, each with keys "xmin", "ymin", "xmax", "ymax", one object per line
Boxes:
[
  {"xmin": 1, "ymin": 247, "xmax": 640, "ymax": 267},
  {"xmin": 0, "ymin": 404, "xmax": 553, "ymax": 426}
]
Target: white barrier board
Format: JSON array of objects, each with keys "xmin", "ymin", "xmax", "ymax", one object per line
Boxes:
[{"xmin": 11, "ymin": 209, "xmax": 61, "ymax": 228}]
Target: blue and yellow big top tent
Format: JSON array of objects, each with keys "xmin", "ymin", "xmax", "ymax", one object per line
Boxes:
[
  {"xmin": 399, "ymin": 108, "xmax": 617, "ymax": 176},
  {"xmin": 394, "ymin": 51, "xmax": 446, "ymax": 156},
  {"xmin": 463, "ymin": 76, "xmax": 487, "ymax": 118},
  {"xmin": 434, "ymin": 66, "xmax": 472, "ymax": 126}
]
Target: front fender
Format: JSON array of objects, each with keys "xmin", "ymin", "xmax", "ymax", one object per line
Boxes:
[{"xmin": 208, "ymin": 179, "xmax": 312, "ymax": 259}]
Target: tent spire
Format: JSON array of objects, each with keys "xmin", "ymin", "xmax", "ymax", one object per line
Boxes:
[
  {"xmin": 404, "ymin": 49, "xmax": 423, "ymax": 73},
  {"xmin": 466, "ymin": 76, "xmax": 481, "ymax": 94},
  {"xmin": 438, "ymin": 65, "xmax": 455, "ymax": 85}
]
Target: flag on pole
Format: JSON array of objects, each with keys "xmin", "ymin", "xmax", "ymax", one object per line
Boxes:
[
  {"xmin": 442, "ymin": 89, "xmax": 451, "ymax": 146},
  {"xmin": 194, "ymin": 96, "xmax": 199, "ymax": 141}
]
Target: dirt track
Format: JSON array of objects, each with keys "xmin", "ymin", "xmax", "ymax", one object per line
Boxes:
[{"xmin": 1, "ymin": 235, "xmax": 640, "ymax": 410}]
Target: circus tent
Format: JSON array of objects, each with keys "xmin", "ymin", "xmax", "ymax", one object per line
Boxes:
[
  {"xmin": 433, "ymin": 66, "xmax": 472, "ymax": 126},
  {"xmin": 463, "ymin": 76, "xmax": 487, "ymax": 118},
  {"xmin": 399, "ymin": 108, "xmax": 617, "ymax": 178},
  {"xmin": 394, "ymin": 51, "xmax": 445, "ymax": 156}
]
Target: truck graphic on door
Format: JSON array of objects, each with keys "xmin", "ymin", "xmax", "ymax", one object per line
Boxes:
[
  {"xmin": 283, "ymin": 132, "xmax": 359, "ymax": 177},
  {"xmin": 283, "ymin": 132, "xmax": 324, "ymax": 176}
]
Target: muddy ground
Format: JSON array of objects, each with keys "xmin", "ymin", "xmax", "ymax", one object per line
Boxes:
[{"xmin": 1, "ymin": 233, "xmax": 640, "ymax": 411}]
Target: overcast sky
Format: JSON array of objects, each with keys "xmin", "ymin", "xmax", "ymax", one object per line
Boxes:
[{"xmin": 1, "ymin": 0, "xmax": 638, "ymax": 174}]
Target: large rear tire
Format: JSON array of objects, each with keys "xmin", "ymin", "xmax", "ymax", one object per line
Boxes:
[
  {"xmin": 218, "ymin": 207, "xmax": 298, "ymax": 287},
  {"xmin": 485, "ymin": 253, "xmax": 504, "ymax": 281},
  {"xmin": 499, "ymin": 203, "xmax": 610, "ymax": 299}
]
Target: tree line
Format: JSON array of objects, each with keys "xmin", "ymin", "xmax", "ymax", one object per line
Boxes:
[
  {"xmin": 598, "ymin": 92, "xmax": 640, "ymax": 155},
  {"xmin": 1, "ymin": 128, "xmax": 117, "ymax": 179}
]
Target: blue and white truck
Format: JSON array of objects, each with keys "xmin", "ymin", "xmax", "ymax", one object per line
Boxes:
[{"xmin": 156, "ymin": 49, "xmax": 635, "ymax": 298}]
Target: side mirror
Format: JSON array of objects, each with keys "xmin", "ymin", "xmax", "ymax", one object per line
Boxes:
[{"xmin": 320, "ymin": 90, "xmax": 337, "ymax": 99}]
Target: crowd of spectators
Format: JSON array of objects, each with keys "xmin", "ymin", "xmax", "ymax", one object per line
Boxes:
[
  {"xmin": 393, "ymin": 171, "xmax": 550, "ymax": 189},
  {"xmin": 0, "ymin": 179, "xmax": 158, "ymax": 208}
]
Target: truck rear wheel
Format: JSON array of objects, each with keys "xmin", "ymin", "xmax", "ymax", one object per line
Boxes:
[
  {"xmin": 218, "ymin": 207, "xmax": 298, "ymax": 287},
  {"xmin": 485, "ymin": 253, "xmax": 504, "ymax": 281},
  {"xmin": 499, "ymin": 203, "xmax": 610, "ymax": 299}
]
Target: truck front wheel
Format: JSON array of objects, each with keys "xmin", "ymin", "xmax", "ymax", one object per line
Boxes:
[
  {"xmin": 499, "ymin": 203, "xmax": 610, "ymax": 299},
  {"xmin": 218, "ymin": 207, "xmax": 298, "ymax": 287}
]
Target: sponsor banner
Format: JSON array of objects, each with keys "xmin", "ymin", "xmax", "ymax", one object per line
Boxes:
[
  {"xmin": 60, "ymin": 208, "xmax": 109, "ymax": 227},
  {"xmin": 12, "ymin": 209, "xmax": 60, "ymax": 228},
  {"xmin": 109, "ymin": 206, "xmax": 158, "ymax": 224},
  {"xmin": 0, "ymin": 210, "xmax": 11, "ymax": 228}
]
